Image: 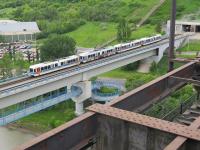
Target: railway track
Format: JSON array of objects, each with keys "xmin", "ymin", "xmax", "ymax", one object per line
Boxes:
[{"xmin": 0, "ymin": 35, "xmax": 186, "ymax": 93}]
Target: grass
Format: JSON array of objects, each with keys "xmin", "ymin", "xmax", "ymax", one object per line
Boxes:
[
  {"xmin": 145, "ymin": 85, "xmax": 194, "ymax": 119},
  {"xmin": 68, "ymin": 22, "xmax": 117, "ymax": 47},
  {"xmin": 176, "ymin": 54, "xmax": 197, "ymax": 59},
  {"xmin": 99, "ymin": 86, "xmax": 118, "ymax": 94},
  {"xmin": 123, "ymin": 0, "xmax": 160, "ymax": 23},
  {"xmin": 130, "ymin": 25, "xmax": 158, "ymax": 40},
  {"xmin": 178, "ymin": 42, "xmax": 200, "ymax": 52},
  {"xmin": 15, "ymin": 100, "xmax": 75, "ymax": 133},
  {"xmin": 147, "ymin": 0, "xmax": 200, "ymax": 25}
]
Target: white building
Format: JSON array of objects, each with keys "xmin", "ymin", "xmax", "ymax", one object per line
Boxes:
[
  {"xmin": 0, "ymin": 20, "xmax": 40, "ymax": 43},
  {"xmin": 167, "ymin": 20, "xmax": 200, "ymax": 35}
]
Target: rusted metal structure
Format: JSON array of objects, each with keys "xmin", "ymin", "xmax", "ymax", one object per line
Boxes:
[{"xmin": 15, "ymin": 61, "xmax": 200, "ymax": 150}]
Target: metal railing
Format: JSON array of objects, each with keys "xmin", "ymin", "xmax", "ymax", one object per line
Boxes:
[
  {"xmin": 162, "ymin": 94, "xmax": 197, "ymax": 121},
  {"xmin": 0, "ymin": 81, "xmax": 122, "ymax": 125}
]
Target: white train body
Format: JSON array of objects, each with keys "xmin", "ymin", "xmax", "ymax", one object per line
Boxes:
[
  {"xmin": 29, "ymin": 34, "xmax": 162, "ymax": 77},
  {"xmin": 29, "ymin": 55, "xmax": 79, "ymax": 76}
]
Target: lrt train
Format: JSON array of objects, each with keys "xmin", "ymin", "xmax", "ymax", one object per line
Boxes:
[{"xmin": 29, "ymin": 34, "xmax": 162, "ymax": 77}]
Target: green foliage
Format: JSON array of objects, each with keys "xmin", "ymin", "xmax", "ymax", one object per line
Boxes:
[
  {"xmin": 145, "ymin": 85, "xmax": 194, "ymax": 118},
  {"xmin": 68, "ymin": 22, "xmax": 117, "ymax": 47},
  {"xmin": 147, "ymin": 0, "xmax": 200, "ymax": 25},
  {"xmin": 0, "ymin": 35, "xmax": 5, "ymax": 43},
  {"xmin": 150, "ymin": 61, "xmax": 158, "ymax": 73},
  {"xmin": 0, "ymin": 0, "xmax": 160, "ymax": 44},
  {"xmin": 0, "ymin": 52, "xmax": 34, "ymax": 78},
  {"xmin": 0, "ymin": 53, "xmax": 13, "ymax": 78},
  {"xmin": 130, "ymin": 24, "xmax": 158, "ymax": 40},
  {"xmin": 40, "ymin": 34, "xmax": 76, "ymax": 61},
  {"xmin": 50, "ymin": 119, "xmax": 65, "ymax": 128},
  {"xmin": 117, "ymin": 18, "xmax": 131, "ymax": 42},
  {"xmin": 178, "ymin": 42, "xmax": 200, "ymax": 52},
  {"xmin": 99, "ymin": 56, "xmax": 182, "ymax": 91},
  {"xmin": 122, "ymin": 61, "xmax": 139, "ymax": 71},
  {"xmin": 126, "ymin": 74, "xmax": 155, "ymax": 91},
  {"xmin": 99, "ymin": 86, "xmax": 118, "ymax": 94},
  {"xmin": 16, "ymin": 100, "xmax": 76, "ymax": 132}
]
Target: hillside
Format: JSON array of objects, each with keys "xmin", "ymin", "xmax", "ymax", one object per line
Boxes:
[
  {"xmin": 147, "ymin": 0, "xmax": 200, "ymax": 25},
  {"xmin": 1, "ymin": 0, "xmax": 200, "ymax": 48},
  {"xmin": 0, "ymin": 0, "xmax": 160, "ymax": 47}
]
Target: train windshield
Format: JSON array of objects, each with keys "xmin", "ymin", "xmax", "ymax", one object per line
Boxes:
[{"xmin": 30, "ymin": 68, "xmax": 34, "ymax": 72}]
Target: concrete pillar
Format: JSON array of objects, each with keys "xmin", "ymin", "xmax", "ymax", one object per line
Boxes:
[
  {"xmin": 137, "ymin": 57, "xmax": 154, "ymax": 73},
  {"xmin": 67, "ymin": 83, "xmax": 71, "ymax": 94},
  {"xmin": 75, "ymin": 102, "xmax": 84, "ymax": 116},
  {"xmin": 72, "ymin": 81, "xmax": 92, "ymax": 116}
]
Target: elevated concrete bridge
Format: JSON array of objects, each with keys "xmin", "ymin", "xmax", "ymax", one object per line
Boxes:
[{"xmin": 0, "ymin": 34, "xmax": 190, "ymax": 115}]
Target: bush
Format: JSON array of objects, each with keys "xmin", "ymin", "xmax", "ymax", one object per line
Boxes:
[
  {"xmin": 123, "ymin": 62, "xmax": 139, "ymax": 71},
  {"xmin": 99, "ymin": 86, "xmax": 118, "ymax": 94},
  {"xmin": 50, "ymin": 119, "xmax": 64, "ymax": 128},
  {"xmin": 40, "ymin": 34, "xmax": 76, "ymax": 61}
]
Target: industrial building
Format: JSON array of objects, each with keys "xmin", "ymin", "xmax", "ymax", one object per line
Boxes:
[
  {"xmin": 0, "ymin": 20, "xmax": 40, "ymax": 43},
  {"xmin": 167, "ymin": 20, "xmax": 200, "ymax": 35}
]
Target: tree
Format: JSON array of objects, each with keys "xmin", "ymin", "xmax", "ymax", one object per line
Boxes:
[
  {"xmin": 36, "ymin": 48, "xmax": 40, "ymax": 62},
  {"xmin": 15, "ymin": 52, "xmax": 26, "ymax": 75},
  {"xmin": 0, "ymin": 35, "xmax": 5, "ymax": 43},
  {"xmin": 0, "ymin": 53, "xmax": 13, "ymax": 78},
  {"xmin": 117, "ymin": 19, "xmax": 131, "ymax": 42},
  {"xmin": 40, "ymin": 34, "xmax": 76, "ymax": 61},
  {"xmin": 24, "ymin": 50, "xmax": 32, "ymax": 63}
]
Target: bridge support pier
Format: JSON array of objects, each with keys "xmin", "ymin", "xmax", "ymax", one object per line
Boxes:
[
  {"xmin": 137, "ymin": 57, "xmax": 155, "ymax": 73},
  {"xmin": 138, "ymin": 45, "xmax": 168, "ymax": 73},
  {"xmin": 72, "ymin": 81, "xmax": 91, "ymax": 116}
]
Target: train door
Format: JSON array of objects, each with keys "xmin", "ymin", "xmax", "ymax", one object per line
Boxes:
[{"xmin": 36, "ymin": 68, "xmax": 41, "ymax": 75}]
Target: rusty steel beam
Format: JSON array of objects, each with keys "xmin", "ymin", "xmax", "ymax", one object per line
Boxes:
[
  {"xmin": 164, "ymin": 117, "xmax": 200, "ymax": 150},
  {"xmin": 16, "ymin": 62, "xmax": 196, "ymax": 150},
  {"xmin": 87, "ymin": 104, "xmax": 200, "ymax": 141},
  {"xmin": 172, "ymin": 58, "xmax": 200, "ymax": 63},
  {"xmin": 169, "ymin": 76, "xmax": 200, "ymax": 86}
]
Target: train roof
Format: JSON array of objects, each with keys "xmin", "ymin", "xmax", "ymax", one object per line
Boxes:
[
  {"xmin": 59, "ymin": 55, "xmax": 78, "ymax": 61},
  {"xmin": 30, "ymin": 61, "xmax": 58, "ymax": 69},
  {"xmin": 79, "ymin": 50, "xmax": 100, "ymax": 56},
  {"xmin": 30, "ymin": 55, "xmax": 78, "ymax": 69}
]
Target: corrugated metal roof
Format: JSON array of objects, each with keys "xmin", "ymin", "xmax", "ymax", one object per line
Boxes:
[{"xmin": 0, "ymin": 21, "xmax": 40, "ymax": 35}]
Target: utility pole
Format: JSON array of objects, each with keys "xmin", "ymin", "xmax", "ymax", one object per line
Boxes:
[{"xmin": 168, "ymin": 0, "xmax": 176, "ymax": 72}]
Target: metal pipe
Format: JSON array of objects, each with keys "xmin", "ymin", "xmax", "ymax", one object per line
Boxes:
[{"xmin": 168, "ymin": 0, "xmax": 176, "ymax": 72}]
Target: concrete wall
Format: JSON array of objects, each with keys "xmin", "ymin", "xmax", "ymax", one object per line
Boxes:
[{"xmin": 95, "ymin": 115, "xmax": 175, "ymax": 150}]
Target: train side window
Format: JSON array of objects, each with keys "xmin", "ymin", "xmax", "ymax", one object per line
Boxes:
[
  {"xmin": 48, "ymin": 65, "xmax": 51, "ymax": 69},
  {"xmin": 55, "ymin": 63, "xmax": 58, "ymax": 67},
  {"xmin": 30, "ymin": 68, "xmax": 33, "ymax": 72},
  {"xmin": 34, "ymin": 69, "xmax": 36, "ymax": 72},
  {"xmin": 41, "ymin": 67, "xmax": 44, "ymax": 71}
]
